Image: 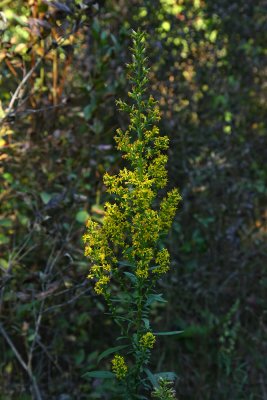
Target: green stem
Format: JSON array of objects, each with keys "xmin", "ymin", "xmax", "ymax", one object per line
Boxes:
[{"xmin": 105, "ymin": 292, "xmax": 125, "ymax": 335}]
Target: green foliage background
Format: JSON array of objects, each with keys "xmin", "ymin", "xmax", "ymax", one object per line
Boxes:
[{"xmin": 0, "ymin": 0, "xmax": 266, "ymax": 399}]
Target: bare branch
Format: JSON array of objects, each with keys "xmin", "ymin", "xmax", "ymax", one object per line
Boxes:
[
  {"xmin": 4, "ymin": 57, "xmax": 43, "ymax": 118},
  {"xmin": 0, "ymin": 323, "xmax": 43, "ymax": 400}
]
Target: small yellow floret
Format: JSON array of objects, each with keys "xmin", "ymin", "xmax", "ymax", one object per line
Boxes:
[
  {"xmin": 139, "ymin": 332, "xmax": 156, "ymax": 349},
  {"xmin": 111, "ymin": 355, "xmax": 128, "ymax": 380}
]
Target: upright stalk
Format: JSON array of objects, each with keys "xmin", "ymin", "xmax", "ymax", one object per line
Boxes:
[{"xmin": 83, "ymin": 30, "xmax": 181, "ymax": 399}]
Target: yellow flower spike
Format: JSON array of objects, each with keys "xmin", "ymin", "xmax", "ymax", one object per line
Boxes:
[
  {"xmin": 153, "ymin": 248, "xmax": 170, "ymax": 275},
  {"xmin": 139, "ymin": 332, "xmax": 156, "ymax": 349},
  {"xmin": 160, "ymin": 189, "xmax": 182, "ymax": 231},
  {"xmin": 111, "ymin": 355, "xmax": 128, "ymax": 380}
]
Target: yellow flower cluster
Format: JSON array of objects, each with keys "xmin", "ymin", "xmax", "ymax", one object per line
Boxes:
[
  {"xmin": 153, "ymin": 248, "xmax": 170, "ymax": 275},
  {"xmin": 139, "ymin": 332, "xmax": 156, "ymax": 349},
  {"xmin": 135, "ymin": 247, "xmax": 154, "ymax": 278},
  {"xmin": 111, "ymin": 355, "xmax": 128, "ymax": 380},
  {"xmin": 132, "ymin": 210, "xmax": 160, "ymax": 245},
  {"xmin": 94, "ymin": 275, "xmax": 110, "ymax": 295},
  {"xmin": 104, "ymin": 202, "xmax": 128, "ymax": 246},
  {"xmin": 147, "ymin": 154, "xmax": 168, "ymax": 188},
  {"xmin": 159, "ymin": 189, "xmax": 182, "ymax": 231},
  {"xmin": 83, "ymin": 218, "xmax": 115, "ymax": 295}
]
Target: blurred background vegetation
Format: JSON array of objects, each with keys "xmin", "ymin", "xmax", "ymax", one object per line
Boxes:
[{"xmin": 0, "ymin": 0, "xmax": 266, "ymax": 399}]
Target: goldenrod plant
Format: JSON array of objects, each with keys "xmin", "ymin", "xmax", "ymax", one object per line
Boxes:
[{"xmin": 83, "ymin": 30, "xmax": 181, "ymax": 399}]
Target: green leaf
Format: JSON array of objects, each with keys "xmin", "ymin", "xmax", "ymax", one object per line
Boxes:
[
  {"xmin": 97, "ymin": 345, "xmax": 128, "ymax": 364},
  {"xmin": 154, "ymin": 371, "xmax": 177, "ymax": 381},
  {"xmin": 0, "ymin": 218, "xmax": 12, "ymax": 228},
  {"xmin": 87, "ymin": 350, "xmax": 99, "ymax": 363},
  {"xmin": 114, "ymin": 316, "xmax": 133, "ymax": 323},
  {"xmin": 116, "ymin": 336, "xmax": 128, "ymax": 341},
  {"xmin": 75, "ymin": 349, "xmax": 85, "ymax": 365},
  {"xmin": 40, "ymin": 192, "xmax": 52, "ymax": 205},
  {"xmin": 110, "ymin": 292, "xmax": 133, "ymax": 303},
  {"xmin": 82, "ymin": 371, "xmax": 115, "ymax": 379},
  {"xmin": 3, "ymin": 173, "xmax": 13, "ymax": 183},
  {"xmin": 145, "ymin": 368, "xmax": 158, "ymax": 388},
  {"xmin": 0, "ymin": 258, "xmax": 9, "ymax": 269},
  {"xmin": 118, "ymin": 260, "xmax": 135, "ymax": 267},
  {"xmin": 123, "ymin": 271, "xmax": 137, "ymax": 283},
  {"xmin": 142, "ymin": 318, "xmax": 150, "ymax": 330},
  {"xmin": 145, "ymin": 293, "xmax": 167, "ymax": 306},
  {"xmin": 178, "ymin": 324, "xmax": 211, "ymax": 338},
  {"xmin": 0, "ymin": 234, "xmax": 9, "ymax": 245},
  {"xmin": 153, "ymin": 330, "xmax": 183, "ymax": 336},
  {"xmin": 90, "ymin": 119, "xmax": 103, "ymax": 135},
  {"xmin": 83, "ymin": 101, "xmax": 96, "ymax": 121},
  {"xmin": 76, "ymin": 210, "xmax": 89, "ymax": 223}
]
